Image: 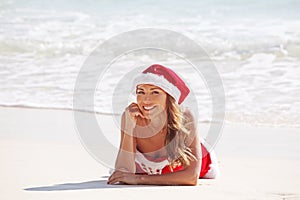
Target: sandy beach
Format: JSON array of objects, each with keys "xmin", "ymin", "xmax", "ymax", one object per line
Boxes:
[
  {"xmin": 1, "ymin": 0, "xmax": 300, "ymax": 199},
  {"xmin": 1, "ymin": 106, "xmax": 299, "ymax": 200}
]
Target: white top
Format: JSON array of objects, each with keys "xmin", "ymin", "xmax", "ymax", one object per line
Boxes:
[{"xmin": 135, "ymin": 150, "xmax": 169, "ymax": 175}]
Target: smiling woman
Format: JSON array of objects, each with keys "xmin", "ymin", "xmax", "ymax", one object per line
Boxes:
[{"xmin": 107, "ymin": 64, "xmax": 219, "ymax": 186}]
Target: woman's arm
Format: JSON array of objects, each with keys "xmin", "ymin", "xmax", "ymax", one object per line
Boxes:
[{"xmin": 114, "ymin": 111, "xmax": 137, "ymax": 173}]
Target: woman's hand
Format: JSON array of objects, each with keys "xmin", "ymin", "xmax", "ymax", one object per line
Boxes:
[
  {"xmin": 107, "ymin": 170, "xmax": 139, "ymax": 185},
  {"xmin": 123, "ymin": 103, "xmax": 145, "ymax": 134},
  {"xmin": 127, "ymin": 102, "xmax": 145, "ymax": 118}
]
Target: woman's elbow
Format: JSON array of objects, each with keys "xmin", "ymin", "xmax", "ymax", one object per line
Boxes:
[
  {"xmin": 189, "ymin": 174, "xmax": 199, "ymax": 186},
  {"xmin": 182, "ymin": 171, "xmax": 199, "ymax": 186},
  {"xmin": 182, "ymin": 178, "xmax": 197, "ymax": 186}
]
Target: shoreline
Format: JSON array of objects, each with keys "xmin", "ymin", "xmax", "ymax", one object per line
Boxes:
[{"xmin": 1, "ymin": 104, "xmax": 298, "ymax": 128}]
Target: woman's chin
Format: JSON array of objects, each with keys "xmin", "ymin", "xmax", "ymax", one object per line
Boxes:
[{"xmin": 143, "ymin": 111, "xmax": 157, "ymax": 118}]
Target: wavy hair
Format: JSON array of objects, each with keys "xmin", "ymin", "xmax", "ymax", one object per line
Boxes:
[{"xmin": 164, "ymin": 95, "xmax": 196, "ymax": 169}]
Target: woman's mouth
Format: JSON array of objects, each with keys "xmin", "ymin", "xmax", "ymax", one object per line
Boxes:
[{"xmin": 143, "ymin": 105, "xmax": 156, "ymax": 111}]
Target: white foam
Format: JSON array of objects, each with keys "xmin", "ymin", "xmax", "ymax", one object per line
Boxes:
[{"xmin": 0, "ymin": 1, "xmax": 300, "ymax": 128}]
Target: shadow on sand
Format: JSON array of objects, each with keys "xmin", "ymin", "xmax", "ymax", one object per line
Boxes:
[{"xmin": 24, "ymin": 176, "xmax": 153, "ymax": 191}]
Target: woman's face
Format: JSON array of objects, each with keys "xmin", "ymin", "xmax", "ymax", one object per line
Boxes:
[{"xmin": 136, "ymin": 84, "xmax": 167, "ymax": 118}]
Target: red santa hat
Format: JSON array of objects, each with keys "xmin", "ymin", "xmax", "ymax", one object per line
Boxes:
[{"xmin": 132, "ymin": 64, "xmax": 190, "ymax": 104}]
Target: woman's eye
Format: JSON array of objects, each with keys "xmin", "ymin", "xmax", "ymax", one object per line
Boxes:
[
  {"xmin": 137, "ymin": 91, "xmax": 145, "ymax": 95},
  {"xmin": 152, "ymin": 91, "xmax": 160, "ymax": 94}
]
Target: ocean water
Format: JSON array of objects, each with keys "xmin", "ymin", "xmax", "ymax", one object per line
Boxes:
[{"xmin": 0, "ymin": 0, "xmax": 300, "ymax": 127}]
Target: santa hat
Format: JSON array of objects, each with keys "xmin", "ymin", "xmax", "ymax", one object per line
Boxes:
[{"xmin": 132, "ymin": 64, "xmax": 190, "ymax": 104}]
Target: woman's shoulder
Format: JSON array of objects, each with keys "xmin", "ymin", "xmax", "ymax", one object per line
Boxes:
[{"xmin": 181, "ymin": 107, "xmax": 195, "ymax": 123}]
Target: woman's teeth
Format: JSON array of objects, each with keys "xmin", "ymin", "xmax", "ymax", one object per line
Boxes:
[{"xmin": 143, "ymin": 106, "xmax": 156, "ymax": 111}]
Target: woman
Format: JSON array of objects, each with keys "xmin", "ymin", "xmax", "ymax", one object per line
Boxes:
[{"xmin": 108, "ymin": 64, "xmax": 219, "ymax": 186}]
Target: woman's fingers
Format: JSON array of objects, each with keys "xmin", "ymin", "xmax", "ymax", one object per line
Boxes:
[
  {"xmin": 134, "ymin": 112, "xmax": 145, "ymax": 118},
  {"xmin": 107, "ymin": 171, "xmax": 125, "ymax": 184},
  {"xmin": 127, "ymin": 103, "xmax": 145, "ymax": 119},
  {"xmin": 108, "ymin": 170, "xmax": 138, "ymax": 185}
]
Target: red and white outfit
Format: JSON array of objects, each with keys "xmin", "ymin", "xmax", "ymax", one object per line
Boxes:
[
  {"xmin": 131, "ymin": 64, "xmax": 220, "ymax": 179},
  {"xmin": 135, "ymin": 138, "xmax": 219, "ymax": 179}
]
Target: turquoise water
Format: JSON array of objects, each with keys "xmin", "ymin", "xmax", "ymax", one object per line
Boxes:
[{"xmin": 0, "ymin": 0, "xmax": 299, "ymax": 127}]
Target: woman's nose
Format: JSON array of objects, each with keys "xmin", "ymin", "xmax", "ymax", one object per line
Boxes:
[{"xmin": 143, "ymin": 95, "xmax": 152, "ymax": 103}]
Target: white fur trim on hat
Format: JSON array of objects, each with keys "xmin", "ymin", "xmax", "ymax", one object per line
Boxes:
[{"xmin": 132, "ymin": 72, "xmax": 181, "ymax": 102}]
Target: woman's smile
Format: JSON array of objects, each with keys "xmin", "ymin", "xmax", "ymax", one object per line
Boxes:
[{"xmin": 142, "ymin": 105, "xmax": 157, "ymax": 111}]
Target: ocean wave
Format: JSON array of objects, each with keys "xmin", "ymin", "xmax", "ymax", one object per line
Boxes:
[{"xmin": 1, "ymin": 1, "xmax": 300, "ymax": 128}]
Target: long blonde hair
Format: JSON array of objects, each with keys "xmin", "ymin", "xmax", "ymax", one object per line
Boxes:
[{"xmin": 164, "ymin": 95, "xmax": 196, "ymax": 168}]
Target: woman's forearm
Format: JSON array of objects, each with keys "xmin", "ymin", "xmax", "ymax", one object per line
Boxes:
[
  {"xmin": 115, "ymin": 152, "xmax": 136, "ymax": 173},
  {"xmin": 115, "ymin": 132, "xmax": 136, "ymax": 173},
  {"xmin": 137, "ymin": 168, "xmax": 199, "ymax": 186}
]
